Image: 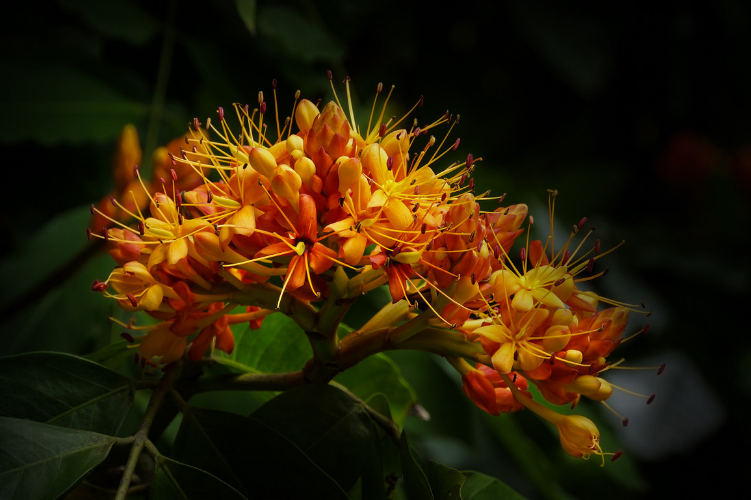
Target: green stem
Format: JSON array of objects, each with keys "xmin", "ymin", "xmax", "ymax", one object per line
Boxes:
[
  {"xmin": 229, "ymin": 282, "xmax": 318, "ymax": 331},
  {"xmin": 193, "ymin": 370, "xmax": 305, "ymax": 393},
  {"xmin": 114, "ymin": 363, "xmax": 180, "ymax": 500}
]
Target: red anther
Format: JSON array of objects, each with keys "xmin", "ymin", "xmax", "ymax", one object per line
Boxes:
[
  {"xmin": 90, "ymin": 204, "xmax": 96, "ymax": 215},
  {"xmin": 459, "ymin": 173, "xmax": 467, "ymax": 186},
  {"xmin": 327, "ymin": 69, "xmax": 333, "ymax": 80},
  {"xmin": 134, "ymin": 352, "xmax": 140, "ymax": 365},
  {"xmin": 413, "ymin": 185, "xmax": 420, "ymax": 195},
  {"xmin": 493, "ymin": 245, "xmax": 500, "ymax": 259},
  {"xmin": 91, "ymin": 279, "xmax": 107, "ymax": 292},
  {"xmin": 476, "ymin": 241, "xmax": 483, "ymax": 252},
  {"xmin": 441, "ymin": 192, "xmax": 447, "ymax": 203},
  {"xmin": 611, "ymin": 451, "xmax": 623, "ymax": 462},
  {"xmin": 498, "ymin": 192, "xmax": 507, "ymax": 204},
  {"xmin": 193, "ymin": 117, "xmax": 200, "ymax": 131},
  {"xmin": 272, "ymin": 78, "xmax": 277, "ymax": 89},
  {"xmin": 554, "ymin": 277, "xmax": 566, "ymax": 287},
  {"xmin": 243, "ymin": 104, "xmax": 249, "ymax": 114},
  {"xmin": 138, "ymin": 220, "xmax": 145, "ymax": 236},
  {"xmin": 218, "ymin": 106, "xmax": 225, "ymax": 121},
  {"xmin": 260, "ymin": 102, "xmax": 267, "ymax": 114},
  {"xmin": 520, "ymin": 247, "xmax": 526, "ymax": 262},
  {"xmin": 419, "ymin": 95, "xmax": 424, "ymax": 107},
  {"xmin": 376, "ymin": 82, "xmax": 383, "ymax": 93},
  {"xmin": 587, "ymin": 258, "xmax": 595, "ymax": 273},
  {"xmin": 561, "ymin": 250, "xmax": 570, "ymax": 265},
  {"xmin": 178, "ymin": 214, "xmax": 184, "ymax": 225},
  {"xmin": 469, "ymin": 178, "xmax": 475, "ymax": 192},
  {"xmin": 414, "ymin": 127, "xmax": 421, "ymax": 137},
  {"xmin": 469, "ymin": 272, "xmax": 475, "ymax": 285},
  {"xmin": 514, "ymin": 350, "xmax": 519, "ymax": 361},
  {"xmin": 549, "ymin": 355, "xmax": 556, "ymax": 365},
  {"xmin": 468, "ymin": 230, "xmax": 475, "ymax": 243},
  {"xmin": 595, "ymin": 238, "xmax": 601, "ymax": 254},
  {"xmin": 444, "ymin": 110, "xmax": 450, "ymax": 121},
  {"xmin": 577, "ymin": 217, "xmax": 587, "ymax": 230},
  {"xmin": 642, "ymin": 323, "xmax": 650, "ymax": 334},
  {"xmin": 110, "ymin": 196, "xmax": 117, "ymax": 207},
  {"xmin": 602, "ymin": 268, "xmax": 610, "ymax": 277},
  {"xmin": 120, "ymin": 332, "xmax": 135, "ymax": 343},
  {"xmin": 86, "ymin": 228, "xmax": 92, "ymax": 241},
  {"xmin": 412, "ymin": 203, "xmax": 420, "ymax": 213},
  {"xmin": 453, "ymin": 138, "xmax": 460, "ymax": 151},
  {"xmin": 421, "ymin": 223, "xmax": 427, "ymax": 234},
  {"xmin": 207, "ymin": 191, "xmax": 213, "ymax": 203},
  {"xmin": 344, "ymin": 75, "xmax": 351, "ymax": 83},
  {"xmin": 622, "ymin": 418, "xmax": 629, "ymax": 427},
  {"xmin": 657, "ymin": 363, "xmax": 666, "ymax": 375},
  {"xmin": 379, "ymin": 123, "xmax": 387, "ymax": 138},
  {"xmin": 386, "ymin": 156, "xmax": 394, "ymax": 170},
  {"xmin": 102, "ymin": 227, "xmax": 109, "ymax": 242},
  {"xmin": 133, "ymin": 164, "xmax": 140, "ymax": 178},
  {"xmin": 184, "ymin": 135, "xmax": 189, "ymax": 144},
  {"xmin": 160, "ymin": 177, "xmax": 166, "ymax": 185},
  {"xmin": 425, "ymin": 240, "xmax": 433, "ymax": 251},
  {"xmin": 647, "ymin": 394, "xmax": 655, "ymax": 405},
  {"xmin": 466, "ymin": 153, "xmax": 474, "ymax": 167},
  {"xmin": 127, "ymin": 293, "xmax": 138, "ymax": 307},
  {"xmin": 456, "ymin": 115, "xmax": 460, "ymax": 124},
  {"xmin": 175, "ymin": 194, "xmax": 182, "ymax": 208},
  {"xmin": 170, "ymin": 168, "xmax": 178, "ymax": 182}
]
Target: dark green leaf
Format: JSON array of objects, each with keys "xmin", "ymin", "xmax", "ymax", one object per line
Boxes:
[
  {"xmin": 257, "ymin": 5, "xmax": 346, "ymax": 64},
  {"xmin": 235, "ymin": 0, "xmax": 257, "ymax": 36},
  {"xmin": 0, "ymin": 417, "xmax": 116, "ymax": 500},
  {"xmin": 173, "ymin": 406, "xmax": 348, "ymax": 499},
  {"xmin": 84, "ymin": 339, "xmax": 132, "ymax": 371},
  {"xmin": 461, "ymin": 471, "xmax": 528, "ymax": 500},
  {"xmin": 334, "ymin": 353, "xmax": 417, "ymax": 429},
  {"xmin": 151, "ymin": 457, "xmax": 248, "ymax": 500},
  {"xmin": 399, "ymin": 431, "xmax": 433, "ymax": 500},
  {"xmin": 0, "ymin": 61, "xmax": 147, "ymax": 145},
  {"xmin": 57, "ymin": 0, "xmax": 157, "ymax": 45},
  {"xmin": 425, "ymin": 461, "xmax": 464, "ymax": 500},
  {"xmin": 0, "ymin": 352, "xmax": 135, "ymax": 435},
  {"xmin": 251, "ymin": 384, "xmax": 377, "ymax": 492},
  {"xmin": 213, "ymin": 313, "xmax": 312, "ymax": 400}
]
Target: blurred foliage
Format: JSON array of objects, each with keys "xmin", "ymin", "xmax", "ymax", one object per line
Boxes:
[{"xmin": 1, "ymin": 0, "xmax": 748, "ymax": 498}]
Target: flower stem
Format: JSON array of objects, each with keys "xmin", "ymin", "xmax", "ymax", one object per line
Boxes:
[{"xmin": 114, "ymin": 362, "xmax": 180, "ymax": 500}]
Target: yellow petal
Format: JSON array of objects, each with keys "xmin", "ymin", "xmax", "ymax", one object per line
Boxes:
[
  {"xmin": 167, "ymin": 238, "xmax": 189, "ymax": 265},
  {"xmin": 491, "ymin": 342, "xmax": 516, "ymax": 374},
  {"xmin": 140, "ymin": 284, "xmax": 164, "ymax": 310}
]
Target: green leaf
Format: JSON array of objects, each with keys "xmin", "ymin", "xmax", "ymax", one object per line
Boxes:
[
  {"xmin": 425, "ymin": 461, "xmax": 464, "ymax": 499},
  {"xmin": 257, "ymin": 5, "xmax": 346, "ymax": 64},
  {"xmin": 173, "ymin": 406, "xmax": 348, "ymax": 499},
  {"xmin": 461, "ymin": 471, "xmax": 529, "ymax": 500},
  {"xmin": 251, "ymin": 384, "xmax": 378, "ymax": 492},
  {"xmin": 84, "ymin": 339, "xmax": 132, "ymax": 371},
  {"xmin": 399, "ymin": 431, "xmax": 433, "ymax": 500},
  {"xmin": 213, "ymin": 313, "xmax": 312, "ymax": 400},
  {"xmin": 151, "ymin": 457, "xmax": 248, "ymax": 500},
  {"xmin": 0, "ymin": 60, "xmax": 147, "ymax": 145},
  {"xmin": 0, "ymin": 352, "xmax": 135, "ymax": 435},
  {"xmin": 0, "ymin": 417, "xmax": 116, "ymax": 500},
  {"xmin": 57, "ymin": 0, "xmax": 157, "ymax": 45},
  {"xmin": 334, "ymin": 353, "xmax": 418, "ymax": 429},
  {"xmin": 235, "ymin": 0, "xmax": 257, "ymax": 36}
]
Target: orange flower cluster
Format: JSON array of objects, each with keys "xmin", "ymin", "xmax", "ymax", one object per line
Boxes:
[{"xmin": 91, "ymin": 79, "xmax": 655, "ymax": 463}]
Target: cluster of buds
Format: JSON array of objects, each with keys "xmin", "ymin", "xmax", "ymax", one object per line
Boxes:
[{"xmin": 90, "ymin": 77, "xmax": 657, "ymax": 464}]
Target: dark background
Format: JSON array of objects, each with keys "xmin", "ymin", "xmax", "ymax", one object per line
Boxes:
[{"xmin": 1, "ymin": 1, "xmax": 747, "ymax": 498}]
